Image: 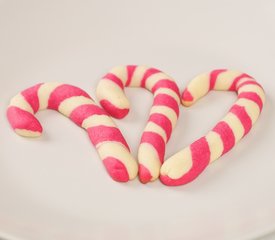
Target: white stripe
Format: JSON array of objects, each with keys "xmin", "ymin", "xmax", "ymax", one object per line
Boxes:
[
  {"xmin": 235, "ymin": 99, "xmax": 260, "ymax": 124},
  {"xmin": 145, "ymin": 72, "xmax": 173, "ymax": 90},
  {"xmin": 109, "ymin": 65, "xmax": 127, "ymax": 84},
  {"xmin": 222, "ymin": 112, "xmax": 245, "ymax": 142},
  {"xmin": 154, "ymin": 88, "xmax": 180, "ymax": 104},
  {"xmin": 144, "ymin": 121, "xmax": 167, "ymax": 142},
  {"xmin": 96, "ymin": 80, "xmax": 129, "ymax": 109},
  {"xmin": 130, "ymin": 65, "xmax": 148, "ymax": 87},
  {"xmin": 186, "ymin": 73, "xmax": 210, "ymax": 103},
  {"xmin": 82, "ymin": 115, "xmax": 116, "ymax": 129},
  {"xmin": 15, "ymin": 129, "xmax": 41, "ymax": 137},
  {"xmin": 37, "ymin": 82, "xmax": 63, "ymax": 110},
  {"xmin": 138, "ymin": 143, "xmax": 161, "ymax": 180},
  {"xmin": 150, "ymin": 105, "xmax": 178, "ymax": 128},
  {"xmin": 214, "ymin": 71, "xmax": 241, "ymax": 90},
  {"xmin": 205, "ymin": 131, "xmax": 224, "ymax": 162},
  {"xmin": 9, "ymin": 93, "xmax": 34, "ymax": 113},
  {"xmin": 235, "ymin": 78, "xmax": 255, "ymax": 88},
  {"xmin": 58, "ymin": 96, "xmax": 94, "ymax": 117},
  {"xmin": 238, "ymin": 84, "xmax": 265, "ymax": 104}
]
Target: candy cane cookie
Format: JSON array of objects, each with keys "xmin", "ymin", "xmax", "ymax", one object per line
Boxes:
[
  {"xmin": 96, "ymin": 65, "xmax": 181, "ymax": 183},
  {"xmin": 7, "ymin": 83, "xmax": 138, "ymax": 182},
  {"xmin": 160, "ymin": 69, "xmax": 265, "ymax": 186}
]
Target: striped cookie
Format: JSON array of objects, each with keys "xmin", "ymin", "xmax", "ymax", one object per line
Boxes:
[
  {"xmin": 96, "ymin": 65, "xmax": 181, "ymax": 183},
  {"xmin": 7, "ymin": 83, "xmax": 138, "ymax": 182},
  {"xmin": 160, "ymin": 69, "xmax": 265, "ymax": 186}
]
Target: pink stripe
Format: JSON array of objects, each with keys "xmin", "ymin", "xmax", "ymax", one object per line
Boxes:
[
  {"xmin": 213, "ymin": 121, "xmax": 235, "ymax": 155},
  {"xmin": 138, "ymin": 164, "xmax": 153, "ymax": 184},
  {"xmin": 229, "ymin": 73, "xmax": 252, "ymax": 91},
  {"xmin": 100, "ymin": 99, "xmax": 129, "ymax": 119},
  {"xmin": 140, "ymin": 68, "xmax": 161, "ymax": 88},
  {"xmin": 181, "ymin": 88, "xmax": 194, "ymax": 102},
  {"xmin": 236, "ymin": 80, "xmax": 262, "ymax": 91},
  {"xmin": 209, "ymin": 69, "xmax": 227, "ymax": 90},
  {"xmin": 151, "ymin": 79, "xmax": 180, "ymax": 98},
  {"xmin": 148, "ymin": 113, "xmax": 172, "ymax": 141},
  {"xmin": 153, "ymin": 93, "xmax": 179, "ymax": 117},
  {"xmin": 230, "ymin": 105, "xmax": 252, "ymax": 136},
  {"xmin": 48, "ymin": 84, "xmax": 91, "ymax": 110},
  {"xmin": 69, "ymin": 104, "xmax": 107, "ymax": 126},
  {"xmin": 103, "ymin": 157, "xmax": 129, "ymax": 182},
  {"xmin": 21, "ymin": 83, "xmax": 43, "ymax": 113},
  {"xmin": 103, "ymin": 73, "xmax": 124, "ymax": 89},
  {"xmin": 238, "ymin": 92, "xmax": 263, "ymax": 111},
  {"xmin": 141, "ymin": 131, "xmax": 165, "ymax": 162},
  {"xmin": 7, "ymin": 106, "xmax": 42, "ymax": 132},
  {"xmin": 87, "ymin": 126, "xmax": 130, "ymax": 150},
  {"xmin": 190, "ymin": 137, "xmax": 211, "ymax": 172},
  {"xmin": 126, "ymin": 65, "xmax": 137, "ymax": 86}
]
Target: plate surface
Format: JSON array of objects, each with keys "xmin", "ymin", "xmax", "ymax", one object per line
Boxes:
[{"xmin": 0, "ymin": 1, "xmax": 275, "ymax": 239}]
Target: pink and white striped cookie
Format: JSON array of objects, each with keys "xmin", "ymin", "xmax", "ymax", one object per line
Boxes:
[
  {"xmin": 7, "ymin": 83, "xmax": 138, "ymax": 182},
  {"xmin": 96, "ymin": 65, "xmax": 181, "ymax": 183},
  {"xmin": 160, "ymin": 69, "xmax": 265, "ymax": 186}
]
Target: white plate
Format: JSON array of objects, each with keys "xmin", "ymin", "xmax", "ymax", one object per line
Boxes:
[{"xmin": 0, "ymin": 1, "xmax": 275, "ymax": 239}]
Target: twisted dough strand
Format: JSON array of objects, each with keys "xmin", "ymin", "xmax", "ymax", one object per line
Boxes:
[
  {"xmin": 96, "ymin": 65, "xmax": 181, "ymax": 183},
  {"xmin": 160, "ymin": 69, "xmax": 265, "ymax": 186},
  {"xmin": 7, "ymin": 83, "xmax": 138, "ymax": 182}
]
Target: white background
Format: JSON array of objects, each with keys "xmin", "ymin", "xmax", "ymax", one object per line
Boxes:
[{"xmin": 0, "ymin": 0, "xmax": 275, "ymax": 239}]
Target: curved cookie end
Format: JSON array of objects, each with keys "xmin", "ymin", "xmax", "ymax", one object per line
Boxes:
[
  {"xmin": 7, "ymin": 106, "xmax": 43, "ymax": 137},
  {"xmin": 103, "ymin": 157, "xmax": 129, "ymax": 182},
  {"xmin": 100, "ymin": 99, "xmax": 129, "ymax": 119},
  {"xmin": 181, "ymin": 89, "xmax": 194, "ymax": 107},
  {"xmin": 138, "ymin": 164, "xmax": 153, "ymax": 184},
  {"xmin": 159, "ymin": 174, "xmax": 184, "ymax": 186}
]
